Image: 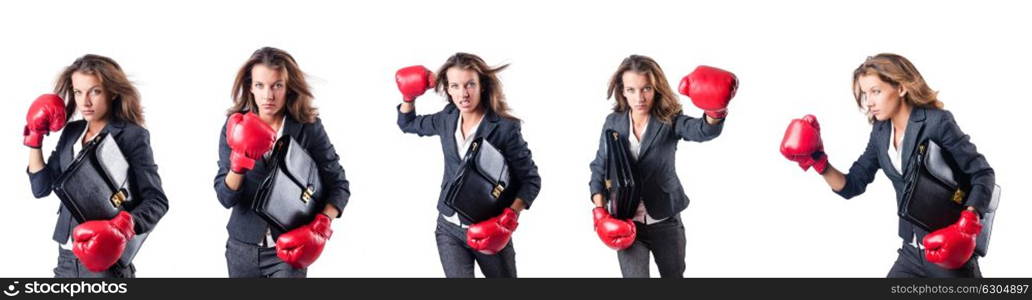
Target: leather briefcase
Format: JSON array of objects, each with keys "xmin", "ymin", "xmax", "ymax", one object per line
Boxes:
[
  {"xmin": 53, "ymin": 131, "xmax": 148, "ymax": 268},
  {"xmin": 253, "ymin": 136, "xmax": 323, "ymax": 232},
  {"xmin": 444, "ymin": 137, "xmax": 512, "ymax": 224},
  {"xmin": 604, "ymin": 129, "xmax": 640, "ymax": 220},
  {"xmin": 899, "ymin": 139, "xmax": 1001, "ymax": 256}
]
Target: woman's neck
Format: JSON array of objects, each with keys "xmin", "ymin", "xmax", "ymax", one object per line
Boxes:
[
  {"xmin": 461, "ymin": 107, "xmax": 485, "ymax": 124},
  {"xmin": 891, "ymin": 103, "xmax": 912, "ymax": 132},
  {"xmin": 631, "ymin": 110, "xmax": 649, "ymax": 124},
  {"xmin": 260, "ymin": 112, "xmax": 285, "ymax": 130},
  {"xmin": 87, "ymin": 118, "xmax": 108, "ymax": 135}
]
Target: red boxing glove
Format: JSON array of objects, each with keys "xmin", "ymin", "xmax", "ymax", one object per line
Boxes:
[
  {"xmin": 678, "ymin": 65, "xmax": 738, "ymax": 119},
  {"xmin": 276, "ymin": 214, "xmax": 333, "ymax": 269},
  {"xmin": 923, "ymin": 210, "xmax": 982, "ymax": 269},
  {"xmin": 395, "ymin": 65, "xmax": 435, "ymax": 102},
  {"xmin": 71, "ymin": 211, "xmax": 135, "ymax": 272},
  {"xmin": 24, "ymin": 94, "xmax": 67, "ymax": 148},
  {"xmin": 225, "ymin": 112, "xmax": 276, "ymax": 173},
  {"xmin": 592, "ymin": 207, "xmax": 636, "ymax": 250},
  {"xmin": 466, "ymin": 208, "xmax": 518, "ymax": 255},
  {"xmin": 779, "ymin": 114, "xmax": 829, "ymax": 174}
]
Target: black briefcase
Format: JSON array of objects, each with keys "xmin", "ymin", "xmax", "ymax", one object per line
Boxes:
[
  {"xmin": 604, "ymin": 129, "xmax": 640, "ymax": 220},
  {"xmin": 52, "ymin": 132, "xmax": 148, "ymax": 268},
  {"xmin": 253, "ymin": 136, "xmax": 323, "ymax": 232},
  {"xmin": 899, "ymin": 140, "xmax": 1001, "ymax": 256},
  {"xmin": 444, "ymin": 137, "xmax": 512, "ymax": 224}
]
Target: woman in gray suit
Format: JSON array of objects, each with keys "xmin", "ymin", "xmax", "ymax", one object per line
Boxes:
[
  {"xmin": 24, "ymin": 54, "xmax": 168, "ymax": 278},
  {"xmin": 587, "ymin": 55, "xmax": 737, "ymax": 278},
  {"xmin": 779, "ymin": 53, "xmax": 995, "ymax": 277},
  {"xmin": 395, "ymin": 53, "xmax": 541, "ymax": 278}
]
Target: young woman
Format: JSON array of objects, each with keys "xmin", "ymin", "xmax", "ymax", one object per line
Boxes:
[
  {"xmin": 213, "ymin": 47, "xmax": 350, "ymax": 278},
  {"xmin": 779, "ymin": 53, "xmax": 995, "ymax": 277},
  {"xmin": 395, "ymin": 53, "xmax": 542, "ymax": 278},
  {"xmin": 25, "ymin": 54, "xmax": 169, "ymax": 278},
  {"xmin": 587, "ymin": 55, "xmax": 735, "ymax": 278}
]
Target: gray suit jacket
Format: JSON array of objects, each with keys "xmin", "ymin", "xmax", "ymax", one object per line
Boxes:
[
  {"xmin": 28, "ymin": 119, "xmax": 169, "ymax": 243},
  {"xmin": 834, "ymin": 107, "xmax": 995, "ymax": 241},
  {"xmin": 397, "ymin": 103, "xmax": 542, "ymax": 220},
  {"xmin": 213, "ymin": 115, "xmax": 350, "ymax": 244},
  {"xmin": 588, "ymin": 111, "xmax": 724, "ymax": 219}
]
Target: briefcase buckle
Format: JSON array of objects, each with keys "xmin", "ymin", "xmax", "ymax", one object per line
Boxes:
[
  {"xmin": 110, "ymin": 190, "xmax": 127, "ymax": 208},
  {"xmin": 952, "ymin": 189, "xmax": 966, "ymax": 204},
  {"xmin": 492, "ymin": 184, "xmax": 504, "ymax": 199},
  {"xmin": 301, "ymin": 185, "xmax": 314, "ymax": 204}
]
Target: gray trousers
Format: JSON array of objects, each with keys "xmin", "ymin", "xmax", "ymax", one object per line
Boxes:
[
  {"xmin": 435, "ymin": 215, "xmax": 517, "ymax": 278},
  {"xmin": 617, "ymin": 214, "xmax": 686, "ymax": 278},
  {"xmin": 887, "ymin": 241, "xmax": 981, "ymax": 278},
  {"xmin": 225, "ymin": 238, "xmax": 307, "ymax": 278},
  {"xmin": 54, "ymin": 247, "xmax": 135, "ymax": 278}
]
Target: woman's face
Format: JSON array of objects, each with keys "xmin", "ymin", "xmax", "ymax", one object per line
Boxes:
[
  {"xmin": 445, "ymin": 67, "xmax": 482, "ymax": 114},
  {"xmin": 857, "ymin": 74, "xmax": 906, "ymax": 121},
  {"xmin": 250, "ymin": 63, "xmax": 288, "ymax": 118},
  {"xmin": 621, "ymin": 71, "xmax": 655, "ymax": 116},
  {"xmin": 71, "ymin": 71, "xmax": 110, "ymax": 123}
]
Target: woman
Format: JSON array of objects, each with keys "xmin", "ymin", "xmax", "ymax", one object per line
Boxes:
[
  {"xmin": 779, "ymin": 53, "xmax": 995, "ymax": 277},
  {"xmin": 25, "ymin": 54, "xmax": 169, "ymax": 278},
  {"xmin": 395, "ymin": 52, "xmax": 542, "ymax": 278},
  {"xmin": 587, "ymin": 55, "xmax": 735, "ymax": 278},
  {"xmin": 213, "ymin": 47, "xmax": 350, "ymax": 278}
]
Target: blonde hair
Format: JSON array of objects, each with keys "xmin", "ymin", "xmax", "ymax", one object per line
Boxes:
[
  {"xmin": 607, "ymin": 55, "xmax": 681, "ymax": 124},
  {"xmin": 434, "ymin": 53, "xmax": 518, "ymax": 121},
  {"xmin": 229, "ymin": 47, "xmax": 318, "ymax": 123},
  {"xmin": 852, "ymin": 53, "xmax": 943, "ymax": 122},
  {"xmin": 55, "ymin": 54, "xmax": 145, "ymax": 126}
]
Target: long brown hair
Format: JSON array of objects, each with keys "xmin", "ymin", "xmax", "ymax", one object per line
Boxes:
[
  {"xmin": 54, "ymin": 54, "xmax": 145, "ymax": 126},
  {"xmin": 434, "ymin": 52, "xmax": 519, "ymax": 121},
  {"xmin": 606, "ymin": 55, "xmax": 681, "ymax": 124},
  {"xmin": 852, "ymin": 53, "xmax": 943, "ymax": 123},
  {"xmin": 229, "ymin": 47, "xmax": 318, "ymax": 123}
]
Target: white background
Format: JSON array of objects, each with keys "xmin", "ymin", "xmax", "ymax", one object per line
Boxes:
[{"xmin": 1, "ymin": 0, "xmax": 1028, "ymax": 277}]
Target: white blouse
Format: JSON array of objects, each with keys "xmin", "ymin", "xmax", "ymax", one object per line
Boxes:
[{"xmin": 888, "ymin": 122, "xmax": 905, "ymax": 175}]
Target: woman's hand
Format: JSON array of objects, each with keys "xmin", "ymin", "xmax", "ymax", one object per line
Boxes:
[{"xmin": 509, "ymin": 198, "xmax": 526, "ymax": 214}]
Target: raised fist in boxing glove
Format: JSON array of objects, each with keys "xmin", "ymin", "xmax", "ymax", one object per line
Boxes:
[
  {"xmin": 679, "ymin": 66, "xmax": 738, "ymax": 119},
  {"xmin": 72, "ymin": 211, "xmax": 135, "ymax": 272},
  {"xmin": 23, "ymin": 94, "xmax": 67, "ymax": 148},
  {"xmin": 276, "ymin": 213, "xmax": 333, "ymax": 269},
  {"xmin": 467, "ymin": 208, "xmax": 519, "ymax": 255},
  {"xmin": 923, "ymin": 210, "xmax": 982, "ymax": 269},
  {"xmin": 780, "ymin": 114, "xmax": 829, "ymax": 174},
  {"xmin": 592, "ymin": 207, "xmax": 636, "ymax": 250},
  {"xmin": 396, "ymin": 65, "xmax": 435, "ymax": 102},
  {"xmin": 225, "ymin": 112, "xmax": 276, "ymax": 173}
]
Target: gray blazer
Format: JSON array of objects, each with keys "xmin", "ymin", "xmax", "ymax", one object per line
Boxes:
[
  {"xmin": 213, "ymin": 115, "xmax": 350, "ymax": 244},
  {"xmin": 28, "ymin": 119, "xmax": 169, "ymax": 243},
  {"xmin": 834, "ymin": 107, "xmax": 995, "ymax": 241},
  {"xmin": 588, "ymin": 111, "xmax": 724, "ymax": 220},
  {"xmin": 397, "ymin": 103, "xmax": 542, "ymax": 220}
]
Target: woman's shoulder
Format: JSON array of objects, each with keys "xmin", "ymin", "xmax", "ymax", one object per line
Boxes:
[
  {"xmin": 602, "ymin": 111, "xmax": 624, "ymax": 124},
  {"xmin": 114, "ymin": 120, "xmax": 150, "ymax": 140},
  {"xmin": 302, "ymin": 116, "xmax": 326, "ymax": 132},
  {"xmin": 919, "ymin": 107, "xmax": 955, "ymax": 123}
]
